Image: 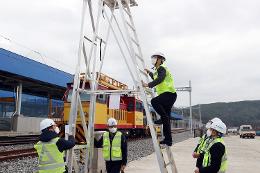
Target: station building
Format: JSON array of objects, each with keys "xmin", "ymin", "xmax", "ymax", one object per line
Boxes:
[{"xmin": 0, "ymin": 48, "xmax": 73, "ymax": 132}]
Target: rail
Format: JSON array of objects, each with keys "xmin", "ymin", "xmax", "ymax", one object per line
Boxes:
[
  {"xmin": 0, "ymin": 148, "xmax": 37, "ymax": 161},
  {"xmin": 0, "ymin": 135, "xmax": 39, "ymax": 146}
]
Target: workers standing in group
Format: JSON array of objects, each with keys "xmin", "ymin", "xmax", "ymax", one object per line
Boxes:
[
  {"xmin": 142, "ymin": 52, "xmax": 177, "ymax": 146},
  {"xmin": 34, "ymin": 119, "xmax": 75, "ymax": 173},
  {"xmin": 194, "ymin": 120, "xmax": 228, "ymax": 173},
  {"xmin": 94, "ymin": 118, "xmax": 127, "ymax": 173},
  {"xmin": 192, "ymin": 117, "xmax": 222, "ymax": 159}
]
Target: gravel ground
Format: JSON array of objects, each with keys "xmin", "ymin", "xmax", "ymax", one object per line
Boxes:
[
  {"xmin": 0, "ymin": 144, "xmax": 34, "ymax": 152},
  {"xmin": 0, "ymin": 131, "xmax": 192, "ymax": 173}
]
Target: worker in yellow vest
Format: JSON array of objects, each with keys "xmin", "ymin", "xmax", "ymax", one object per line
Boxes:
[
  {"xmin": 193, "ymin": 117, "xmax": 222, "ymax": 158},
  {"xmin": 94, "ymin": 118, "xmax": 127, "ymax": 173},
  {"xmin": 34, "ymin": 119, "xmax": 75, "ymax": 173},
  {"xmin": 142, "ymin": 52, "xmax": 177, "ymax": 146},
  {"xmin": 195, "ymin": 120, "xmax": 228, "ymax": 173}
]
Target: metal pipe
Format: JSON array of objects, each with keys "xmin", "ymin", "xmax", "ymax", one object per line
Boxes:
[
  {"xmin": 189, "ymin": 80, "xmax": 192, "ymax": 134},
  {"xmin": 17, "ymin": 83, "xmax": 22, "ymax": 115}
]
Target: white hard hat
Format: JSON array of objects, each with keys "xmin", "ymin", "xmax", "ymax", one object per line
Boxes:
[
  {"xmin": 205, "ymin": 117, "xmax": 222, "ymax": 129},
  {"xmin": 40, "ymin": 119, "xmax": 56, "ymax": 131},
  {"xmin": 151, "ymin": 52, "xmax": 166, "ymax": 61},
  {"xmin": 210, "ymin": 121, "xmax": 227, "ymax": 134},
  {"xmin": 107, "ymin": 118, "xmax": 117, "ymax": 126}
]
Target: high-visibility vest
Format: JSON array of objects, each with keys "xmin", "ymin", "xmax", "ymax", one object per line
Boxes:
[
  {"xmin": 196, "ymin": 134, "xmax": 212, "ymax": 154},
  {"xmin": 34, "ymin": 137, "xmax": 65, "ymax": 173},
  {"xmin": 202, "ymin": 137, "xmax": 228, "ymax": 173},
  {"xmin": 102, "ymin": 131, "xmax": 122, "ymax": 161},
  {"xmin": 153, "ymin": 64, "xmax": 176, "ymax": 95}
]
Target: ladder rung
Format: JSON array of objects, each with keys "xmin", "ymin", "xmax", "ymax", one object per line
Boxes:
[
  {"xmin": 96, "ymin": 36, "xmax": 106, "ymax": 44},
  {"xmin": 166, "ymin": 161, "xmax": 173, "ymax": 167},
  {"xmin": 139, "ymin": 68, "xmax": 147, "ymax": 76},
  {"xmin": 131, "ymin": 37, "xmax": 139, "ymax": 47},
  {"xmin": 126, "ymin": 21, "xmax": 135, "ymax": 31},
  {"xmin": 135, "ymin": 53, "xmax": 144, "ymax": 62},
  {"xmin": 123, "ymin": 7, "xmax": 131, "ymax": 16}
]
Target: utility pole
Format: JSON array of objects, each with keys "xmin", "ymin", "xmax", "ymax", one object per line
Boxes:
[
  {"xmin": 199, "ymin": 104, "xmax": 202, "ymax": 127},
  {"xmin": 189, "ymin": 80, "xmax": 192, "ymax": 134}
]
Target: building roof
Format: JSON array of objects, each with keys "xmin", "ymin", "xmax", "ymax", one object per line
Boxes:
[
  {"xmin": 0, "ymin": 48, "xmax": 73, "ymax": 87},
  {"xmin": 0, "ymin": 48, "xmax": 73, "ymax": 99}
]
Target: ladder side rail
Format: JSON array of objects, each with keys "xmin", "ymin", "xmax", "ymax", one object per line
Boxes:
[
  {"xmin": 96, "ymin": 6, "xmax": 116, "ymax": 83},
  {"xmin": 82, "ymin": 0, "xmax": 104, "ymax": 89},
  {"xmin": 116, "ymin": 1, "xmax": 167, "ymax": 172},
  {"xmin": 116, "ymin": 0, "xmax": 140, "ymax": 82},
  {"xmin": 165, "ymin": 146, "xmax": 178, "ymax": 173},
  {"xmin": 67, "ymin": 0, "xmax": 88, "ymax": 172},
  {"xmin": 79, "ymin": 88, "xmax": 140, "ymax": 95},
  {"xmin": 77, "ymin": 96, "xmax": 89, "ymax": 171},
  {"xmin": 103, "ymin": 9, "xmax": 138, "ymax": 87},
  {"xmin": 87, "ymin": 0, "xmax": 96, "ymax": 32},
  {"xmin": 124, "ymin": 4, "xmax": 150, "ymax": 83},
  {"xmin": 82, "ymin": 42, "xmax": 91, "ymax": 77},
  {"xmin": 86, "ymin": 1, "xmax": 105, "ymax": 172}
]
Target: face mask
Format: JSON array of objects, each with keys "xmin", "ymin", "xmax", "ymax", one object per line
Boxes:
[
  {"xmin": 151, "ymin": 57, "xmax": 157, "ymax": 65},
  {"xmin": 54, "ymin": 127, "xmax": 60, "ymax": 134},
  {"xmin": 109, "ymin": 127, "xmax": 117, "ymax": 133},
  {"xmin": 206, "ymin": 129, "xmax": 212, "ymax": 137}
]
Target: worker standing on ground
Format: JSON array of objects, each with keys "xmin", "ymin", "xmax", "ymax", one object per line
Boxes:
[
  {"xmin": 34, "ymin": 119, "xmax": 76, "ymax": 173},
  {"xmin": 194, "ymin": 120, "xmax": 228, "ymax": 173},
  {"xmin": 142, "ymin": 52, "xmax": 177, "ymax": 146},
  {"xmin": 94, "ymin": 118, "xmax": 127, "ymax": 173},
  {"xmin": 192, "ymin": 117, "xmax": 222, "ymax": 159}
]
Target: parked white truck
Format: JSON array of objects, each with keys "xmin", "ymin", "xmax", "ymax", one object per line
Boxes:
[{"xmin": 239, "ymin": 125, "xmax": 256, "ymax": 139}]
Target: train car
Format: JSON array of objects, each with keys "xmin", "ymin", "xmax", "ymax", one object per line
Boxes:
[{"xmin": 61, "ymin": 73, "xmax": 146, "ymax": 142}]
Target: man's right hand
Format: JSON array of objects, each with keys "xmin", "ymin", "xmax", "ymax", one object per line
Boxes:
[
  {"xmin": 192, "ymin": 152, "xmax": 200, "ymax": 158},
  {"xmin": 144, "ymin": 69, "xmax": 150, "ymax": 74}
]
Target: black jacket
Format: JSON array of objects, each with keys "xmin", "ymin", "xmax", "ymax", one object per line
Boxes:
[
  {"xmin": 148, "ymin": 66, "xmax": 166, "ymax": 88},
  {"xmin": 94, "ymin": 131, "xmax": 127, "ymax": 166},
  {"xmin": 196, "ymin": 140, "xmax": 225, "ymax": 173},
  {"xmin": 39, "ymin": 129, "xmax": 76, "ymax": 152}
]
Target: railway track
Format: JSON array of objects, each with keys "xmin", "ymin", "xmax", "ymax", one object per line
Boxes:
[
  {"xmin": 0, "ymin": 148, "xmax": 37, "ymax": 161},
  {"xmin": 0, "ymin": 135, "xmax": 39, "ymax": 146}
]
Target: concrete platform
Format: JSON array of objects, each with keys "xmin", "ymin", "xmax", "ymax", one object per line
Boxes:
[{"xmin": 126, "ymin": 136, "xmax": 260, "ymax": 173}]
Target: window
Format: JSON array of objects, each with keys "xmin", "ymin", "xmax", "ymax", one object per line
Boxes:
[
  {"xmin": 0, "ymin": 90, "xmax": 15, "ymax": 118},
  {"xmin": 67, "ymin": 90, "xmax": 90, "ymax": 102},
  {"xmin": 135, "ymin": 101, "xmax": 143, "ymax": 112},
  {"xmin": 21, "ymin": 94, "xmax": 48, "ymax": 117},
  {"xmin": 127, "ymin": 101, "xmax": 134, "ymax": 111}
]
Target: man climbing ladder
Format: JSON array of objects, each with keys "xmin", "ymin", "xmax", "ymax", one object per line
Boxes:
[{"xmin": 142, "ymin": 52, "xmax": 177, "ymax": 146}]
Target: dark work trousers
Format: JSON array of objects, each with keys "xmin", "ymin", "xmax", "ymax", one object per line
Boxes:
[
  {"xmin": 106, "ymin": 161, "xmax": 122, "ymax": 173},
  {"xmin": 151, "ymin": 92, "xmax": 177, "ymax": 143}
]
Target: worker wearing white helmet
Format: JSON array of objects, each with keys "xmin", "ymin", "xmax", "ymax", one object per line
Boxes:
[
  {"xmin": 94, "ymin": 118, "xmax": 127, "ymax": 173},
  {"xmin": 34, "ymin": 119, "xmax": 75, "ymax": 173},
  {"xmin": 193, "ymin": 117, "xmax": 222, "ymax": 158},
  {"xmin": 195, "ymin": 120, "xmax": 228, "ymax": 173},
  {"xmin": 142, "ymin": 52, "xmax": 177, "ymax": 146}
]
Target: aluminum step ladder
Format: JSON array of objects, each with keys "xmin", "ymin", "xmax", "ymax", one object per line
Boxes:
[
  {"xmin": 115, "ymin": 1, "xmax": 178, "ymax": 172},
  {"xmin": 66, "ymin": 0, "xmax": 178, "ymax": 172}
]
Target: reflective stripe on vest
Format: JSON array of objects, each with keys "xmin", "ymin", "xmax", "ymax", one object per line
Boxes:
[
  {"xmin": 102, "ymin": 131, "xmax": 122, "ymax": 161},
  {"xmin": 153, "ymin": 64, "xmax": 176, "ymax": 95},
  {"xmin": 197, "ymin": 135, "xmax": 213, "ymax": 154},
  {"xmin": 202, "ymin": 137, "xmax": 228, "ymax": 173},
  {"xmin": 34, "ymin": 137, "xmax": 65, "ymax": 173},
  {"xmin": 197, "ymin": 134, "xmax": 206, "ymax": 154}
]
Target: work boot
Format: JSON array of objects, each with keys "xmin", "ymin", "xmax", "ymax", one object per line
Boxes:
[
  {"xmin": 154, "ymin": 119, "xmax": 163, "ymax": 124},
  {"xmin": 159, "ymin": 140, "xmax": 172, "ymax": 146}
]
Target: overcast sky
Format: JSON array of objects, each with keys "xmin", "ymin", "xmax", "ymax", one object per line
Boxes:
[{"xmin": 0, "ymin": 0, "xmax": 260, "ymax": 107}]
